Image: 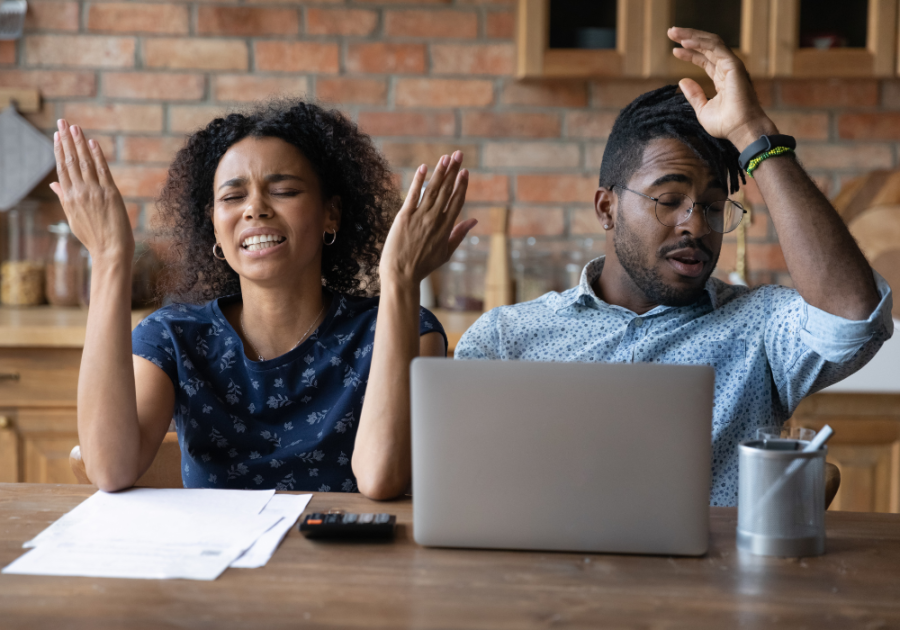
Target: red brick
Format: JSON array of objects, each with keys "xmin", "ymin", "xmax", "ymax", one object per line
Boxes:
[
  {"xmin": 25, "ymin": 1, "xmax": 79, "ymax": 32},
  {"xmin": 125, "ymin": 202, "xmax": 141, "ymax": 229},
  {"xmin": 396, "ymin": 79, "xmax": 493, "ymax": 107},
  {"xmin": 63, "ymin": 103, "xmax": 163, "ymax": 133},
  {"xmin": 346, "ymin": 43, "xmax": 426, "ymax": 74},
  {"xmin": 121, "ymin": 136, "xmax": 186, "ymax": 163},
  {"xmin": 254, "ymin": 41, "xmax": 339, "ymax": 73},
  {"xmin": 585, "ymin": 143, "xmax": 606, "ymax": 170},
  {"xmin": 501, "ymin": 80, "xmax": 588, "ymax": 107},
  {"xmin": 215, "ymin": 75, "xmax": 308, "ymax": 103},
  {"xmin": 145, "ymin": 39, "xmax": 247, "ymax": 71},
  {"xmin": 483, "ymin": 142, "xmax": 580, "ymax": 169},
  {"xmin": 109, "ymin": 165, "xmax": 170, "ymax": 198},
  {"xmin": 590, "ymin": 79, "xmax": 668, "ymax": 108},
  {"xmin": 485, "ymin": 11, "xmax": 515, "ymax": 39},
  {"xmin": 509, "ymin": 206, "xmax": 565, "ymax": 237},
  {"xmin": 88, "ymin": 3, "xmax": 188, "ymax": 34},
  {"xmin": 198, "ymin": 7, "xmax": 298, "ymax": 36},
  {"xmin": 88, "ymin": 134, "xmax": 117, "ymax": 162},
  {"xmin": 566, "ymin": 111, "xmax": 618, "ymax": 139},
  {"xmin": 25, "ymin": 35, "xmax": 135, "ymax": 68},
  {"xmin": 0, "ymin": 41, "xmax": 14, "ymax": 65},
  {"xmin": 753, "ymin": 80, "xmax": 774, "ymax": 108},
  {"xmin": 431, "ymin": 43, "xmax": 515, "ymax": 75},
  {"xmin": 307, "ymin": 8, "xmax": 378, "ymax": 36},
  {"xmin": 767, "ymin": 111, "xmax": 829, "ymax": 140},
  {"xmin": 380, "ymin": 142, "xmax": 480, "ymax": 168},
  {"xmin": 740, "ymin": 178, "xmax": 763, "ymax": 206},
  {"xmin": 466, "ymin": 173, "xmax": 508, "ymax": 202},
  {"xmin": 837, "ymin": 113, "xmax": 900, "ymax": 140},
  {"xmin": 796, "ymin": 144, "xmax": 893, "ymax": 170},
  {"xmin": 169, "ymin": 105, "xmax": 230, "ymax": 133},
  {"xmin": 747, "ymin": 243, "xmax": 786, "ymax": 273},
  {"xmin": 779, "ymin": 79, "xmax": 878, "ymax": 108},
  {"xmin": 462, "ymin": 112, "xmax": 559, "ymax": 138},
  {"xmin": 0, "ymin": 70, "xmax": 95, "ymax": 97},
  {"xmin": 517, "ymin": 174, "xmax": 597, "ymax": 203},
  {"xmin": 570, "ymin": 208, "xmax": 603, "ymax": 235},
  {"xmin": 104, "ymin": 72, "xmax": 205, "ymax": 101},
  {"xmin": 358, "ymin": 112, "xmax": 455, "ymax": 137},
  {"xmin": 385, "ymin": 10, "xmax": 478, "ymax": 39},
  {"xmin": 24, "ymin": 101, "xmax": 56, "ymax": 129},
  {"xmin": 880, "ymin": 80, "xmax": 900, "ymax": 109},
  {"xmin": 317, "ymin": 78, "xmax": 387, "ymax": 105}
]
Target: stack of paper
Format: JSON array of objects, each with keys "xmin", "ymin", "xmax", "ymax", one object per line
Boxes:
[{"xmin": 2, "ymin": 488, "xmax": 312, "ymax": 580}]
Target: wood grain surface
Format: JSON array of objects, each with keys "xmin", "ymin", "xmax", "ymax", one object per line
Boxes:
[{"xmin": 1, "ymin": 484, "xmax": 899, "ymax": 630}]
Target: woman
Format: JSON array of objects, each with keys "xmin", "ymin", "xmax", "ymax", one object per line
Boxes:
[{"xmin": 50, "ymin": 100, "xmax": 475, "ymax": 499}]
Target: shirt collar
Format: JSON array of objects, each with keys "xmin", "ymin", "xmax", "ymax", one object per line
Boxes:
[{"xmin": 554, "ymin": 255, "xmax": 719, "ymax": 314}]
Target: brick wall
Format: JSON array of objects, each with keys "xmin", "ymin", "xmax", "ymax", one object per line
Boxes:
[{"xmin": 1, "ymin": 0, "xmax": 897, "ymax": 287}]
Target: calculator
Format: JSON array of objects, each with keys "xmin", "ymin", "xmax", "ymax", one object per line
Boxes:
[{"xmin": 299, "ymin": 512, "xmax": 396, "ymax": 540}]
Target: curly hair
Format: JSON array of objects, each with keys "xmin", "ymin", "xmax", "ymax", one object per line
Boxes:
[
  {"xmin": 598, "ymin": 85, "xmax": 744, "ymax": 195},
  {"xmin": 155, "ymin": 99, "xmax": 397, "ymax": 303}
]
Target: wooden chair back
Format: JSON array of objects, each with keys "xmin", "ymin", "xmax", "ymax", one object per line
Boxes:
[{"xmin": 69, "ymin": 432, "xmax": 183, "ymax": 488}]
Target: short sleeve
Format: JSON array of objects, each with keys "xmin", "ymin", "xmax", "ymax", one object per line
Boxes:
[
  {"xmin": 132, "ymin": 310, "xmax": 180, "ymax": 384},
  {"xmin": 419, "ymin": 307, "xmax": 448, "ymax": 355},
  {"xmin": 454, "ymin": 308, "xmax": 502, "ymax": 360},
  {"xmin": 764, "ymin": 270, "xmax": 893, "ymax": 413}
]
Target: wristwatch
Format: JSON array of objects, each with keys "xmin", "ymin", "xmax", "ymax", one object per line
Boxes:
[{"xmin": 738, "ymin": 134, "xmax": 796, "ymax": 172}]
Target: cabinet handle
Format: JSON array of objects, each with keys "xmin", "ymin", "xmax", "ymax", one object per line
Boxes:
[
  {"xmin": 0, "ymin": 416, "xmax": 10, "ymax": 429},
  {"xmin": 0, "ymin": 372, "xmax": 20, "ymax": 382}
]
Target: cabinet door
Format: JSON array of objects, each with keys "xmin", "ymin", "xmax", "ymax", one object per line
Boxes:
[
  {"xmin": 770, "ymin": 0, "xmax": 898, "ymax": 77},
  {"xmin": 0, "ymin": 412, "xmax": 17, "ymax": 483},
  {"xmin": 16, "ymin": 407, "xmax": 80, "ymax": 484},
  {"xmin": 518, "ymin": 0, "xmax": 646, "ymax": 78},
  {"xmin": 827, "ymin": 442, "xmax": 900, "ymax": 512}
]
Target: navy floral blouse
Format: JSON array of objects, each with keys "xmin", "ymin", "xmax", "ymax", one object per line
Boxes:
[{"xmin": 132, "ymin": 293, "xmax": 446, "ymax": 492}]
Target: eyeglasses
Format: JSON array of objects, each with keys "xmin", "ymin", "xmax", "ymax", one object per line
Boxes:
[{"xmin": 612, "ymin": 185, "xmax": 746, "ymax": 234}]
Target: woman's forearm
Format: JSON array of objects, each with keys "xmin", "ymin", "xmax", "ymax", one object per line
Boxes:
[
  {"xmin": 353, "ymin": 279, "xmax": 420, "ymax": 500},
  {"xmin": 78, "ymin": 256, "xmax": 142, "ymax": 491}
]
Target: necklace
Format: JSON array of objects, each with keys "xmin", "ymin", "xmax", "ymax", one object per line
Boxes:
[{"xmin": 240, "ymin": 301, "xmax": 327, "ymax": 362}]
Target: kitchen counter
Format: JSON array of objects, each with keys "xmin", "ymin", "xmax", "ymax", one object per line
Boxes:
[{"xmin": 0, "ymin": 306, "xmax": 153, "ymax": 348}]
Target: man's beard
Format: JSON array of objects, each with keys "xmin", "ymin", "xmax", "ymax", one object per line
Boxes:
[{"xmin": 614, "ymin": 210, "xmax": 719, "ymax": 308}]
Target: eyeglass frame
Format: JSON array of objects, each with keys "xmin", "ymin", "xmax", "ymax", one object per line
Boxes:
[{"xmin": 610, "ymin": 184, "xmax": 747, "ymax": 234}]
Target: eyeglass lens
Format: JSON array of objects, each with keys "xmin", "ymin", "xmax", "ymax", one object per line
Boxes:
[{"xmin": 654, "ymin": 193, "xmax": 743, "ymax": 234}]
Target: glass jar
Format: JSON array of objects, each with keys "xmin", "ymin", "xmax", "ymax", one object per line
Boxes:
[
  {"xmin": 439, "ymin": 237, "xmax": 487, "ymax": 312},
  {"xmin": 512, "ymin": 238, "xmax": 554, "ymax": 304},
  {"xmin": 45, "ymin": 222, "xmax": 83, "ymax": 307},
  {"xmin": 1, "ymin": 201, "xmax": 45, "ymax": 307}
]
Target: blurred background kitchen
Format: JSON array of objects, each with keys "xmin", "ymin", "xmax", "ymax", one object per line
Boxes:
[{"xmin": 0, "ymin": 0, "xmax": 898, "ymax": 511}]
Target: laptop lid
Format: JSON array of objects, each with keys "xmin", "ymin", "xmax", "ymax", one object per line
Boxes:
[{"xmin": 411, "ymin": 359, "xmax": 714, "ymax": 556}]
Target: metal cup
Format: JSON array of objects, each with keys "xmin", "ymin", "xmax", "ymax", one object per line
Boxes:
[{"xmin": 737, "ymin": 439, "xmax": 826, "ymax": 557}]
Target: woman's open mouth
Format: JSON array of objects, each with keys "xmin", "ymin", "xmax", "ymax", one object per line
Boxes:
[{"xmin": 241, "ymin": 234, "xmax": 286, "ymax": 252}]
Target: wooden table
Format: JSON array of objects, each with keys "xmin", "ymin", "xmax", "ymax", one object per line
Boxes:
[{"xmin": 2, "ymin": 484, "xmax": 900, "ymax": 629}]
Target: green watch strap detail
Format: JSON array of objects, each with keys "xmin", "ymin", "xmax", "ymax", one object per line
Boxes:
[{"xmin": 746, "ymin": 146, "xmax": 794, "ymax": 178}]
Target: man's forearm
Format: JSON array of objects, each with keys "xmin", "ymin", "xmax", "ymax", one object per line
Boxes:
[{"xmin": 749, "ymin": 149, "xmax": 879, "ymax": 320}]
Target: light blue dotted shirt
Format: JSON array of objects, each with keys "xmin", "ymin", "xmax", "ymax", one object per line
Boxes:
[{"xmin": 455, "ymin": 256, "xmax": 894, "ymax": 506}]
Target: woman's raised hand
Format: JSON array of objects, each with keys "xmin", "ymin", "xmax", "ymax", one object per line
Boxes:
[
  {"xmin": 380, "ymin": 150, "xmax": 477, "ymax": 289},
  {"xmin": 49, "ymin": 119, "xmax": 135, "ymax": 263}
]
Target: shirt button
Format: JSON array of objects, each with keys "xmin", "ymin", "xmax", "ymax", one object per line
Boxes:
[{"xmin": 634, "ymin": 318, "xmax": 644, "ymax": 327}]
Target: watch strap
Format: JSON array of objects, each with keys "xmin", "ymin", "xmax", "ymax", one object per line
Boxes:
[{"xmin": 738, "ymin": 134, "xmax": 796, "ymax": 171}]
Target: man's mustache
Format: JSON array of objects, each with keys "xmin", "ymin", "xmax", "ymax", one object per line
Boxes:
[{"xmin": 657, "ymin": 238, "xmax": 714, "ymax": 260}]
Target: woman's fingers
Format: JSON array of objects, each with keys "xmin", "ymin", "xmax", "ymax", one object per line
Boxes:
[
  {"xmin": 53, "ymin": 131, "xmax": 72, "ymax": 191},
  {"xmin": 89, "ymin": 137, "xmax": 116, "ymax": 189},
  {"xmin": 447, "ymin": 217, "xmax": 478, "ymax": 256},
  {"xmin": 402, "ymin": 164, "xmax": 428, "ymax": 214},
  {"xmin": 57, "ymin": 119, "xmax": 83, "ymax": 185},
  {"xmin": 431, "ymin": 151, "xmax": 463, "ymax": 215},
  {"xmin": 420, "ymin": 154, "xmax": 450, "ymax": 210},
  {"xmin": 71, "ymin": 125, "xmax": 98, "ymax": 184}
]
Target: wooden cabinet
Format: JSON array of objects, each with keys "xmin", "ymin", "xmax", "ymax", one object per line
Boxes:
[
  {"xmin": 0, "ymin": 307, "xmax": 150, "ymax": 484},
  {"xmin": 518, "ymin": 0, "xmax": 900, "ymax": 79},
  {"xmin": 790, "ymin": 393, "xmax": 900, "ymax": 513}
]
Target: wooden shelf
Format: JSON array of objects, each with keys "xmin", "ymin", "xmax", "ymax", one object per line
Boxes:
[{"xmin": 0, "ymin": 306, "xmax": 153, "ymax": 348}]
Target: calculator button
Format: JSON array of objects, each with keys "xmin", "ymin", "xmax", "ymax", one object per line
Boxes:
[
  {"xmin": 358, "ymin": 513, "xmax": 375, "ymax": 524},
  {"xmin": 306, "ymin": 518, "xmax": 322, "ymax": 525},
  {"xmin": 342, "ymin": 514, "xmax": 358, "ymax": 524},
  {"xmin": 374, "ymin": 514, "xmax": 390, "ymax": 524},
  {"xmin": 325, "ymin": 514, "xmax": 340, "ymax": 524}
]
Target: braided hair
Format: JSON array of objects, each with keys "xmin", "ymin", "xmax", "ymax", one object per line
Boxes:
[
  {"xmin": 156, "ymin": 99, "xmax": 396, "ymax": 303},
  {"xmin": 598, "ymin": 85, "xmax": 743, "ymax": 195}
]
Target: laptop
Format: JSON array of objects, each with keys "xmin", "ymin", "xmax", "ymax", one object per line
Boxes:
[{"xmin": 410, "ymin": 359, "xmax": 714, "ymax": 556}]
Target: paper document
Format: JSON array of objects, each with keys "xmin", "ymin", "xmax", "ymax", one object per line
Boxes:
[
  {"xmin": 3, "ymin": 488, "xmax": 290, "ymax": 580},
  {"xmin": 230, "ymin": 493, "xmax": 312, "ymax": 569}
]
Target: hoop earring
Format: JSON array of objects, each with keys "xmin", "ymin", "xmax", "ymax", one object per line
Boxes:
[
  {"xmin": 323, "ymin": 230, "xmax": 337, "ymax": 246},
  {"xmin": 212, "ymin": 243, "xmax": 226, "ymax": 260}
]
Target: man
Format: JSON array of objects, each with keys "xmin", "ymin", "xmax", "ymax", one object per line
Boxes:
[{"xmin": 455, "ymin": 28, "xmax": 894, "ymax": 506}]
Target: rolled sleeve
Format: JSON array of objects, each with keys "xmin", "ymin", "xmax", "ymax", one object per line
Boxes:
[
  {"xmin": 799, "ymin": 270, "xmax": 893, "ymax": 363},
  {"xmin": 454, "ymin": 309, "xmax": 502, "ymax": 360}
]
